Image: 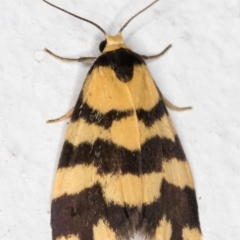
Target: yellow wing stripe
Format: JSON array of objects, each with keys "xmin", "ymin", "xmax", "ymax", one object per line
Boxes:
[
  {"xmin": 155, "ymin": 216, "xmax": 173, "ymax": 240},
  {"xmin": 56, "ymin": 235, "xmax": 80, "ymax": 240},
  {"xmin": 65, "ymin": 114, "xmax": 175, "ymax": 151},
  {"xmin": 93, "ymin": 219, "xmax": 117, "ymax": 240},
  {"xmin": 154, "ymin": 218, "xmax": 202, "ymax": 240},
  {"xmin": 66, "ymin": 115, "xmax": 140, "ymax": 151},
  {"xmin": 52, "ymin": 158, "xmax": 194, "ymax": 206},
  {"xmin": 138, "ymin": 114, "xmax": 176, "ymax": 143},
  {"xmin": 163, "ymin": 159, "xmax": 194, "ymax": 189},
  {"xmin": 182, "ymin": 227, "xmax": 202, "ymax": 240}
]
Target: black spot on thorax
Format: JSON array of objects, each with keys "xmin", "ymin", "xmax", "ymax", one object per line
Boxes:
[{"xmin": 89, "ymin": 48, "xmax": 145, "ymax": 82}]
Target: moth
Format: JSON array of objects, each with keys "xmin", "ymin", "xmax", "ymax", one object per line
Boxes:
[{"xmin": 44, "ymin": 0, "xmax": 202, "ymax": 239}]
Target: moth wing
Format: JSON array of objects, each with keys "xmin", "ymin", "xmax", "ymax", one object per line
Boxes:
[
  {"xmin": 126, "ymin": 65, "xmax": 202, "ymax": 239},
  {"xmin": 51, "ymin": 65, "xmax": 144, "ymax": 240},
  {"xmin": 51, "ymin": 54, "xmax": 201, "ymax": 240}
]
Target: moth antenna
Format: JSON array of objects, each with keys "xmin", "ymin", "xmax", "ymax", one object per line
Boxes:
[
  {"xmin": 119, "ymin": 0, "xmax": 159, "ymax": 33},
  {"xmin": 43, "ymin": 0, "xmax": 106, "ymax": 35}
]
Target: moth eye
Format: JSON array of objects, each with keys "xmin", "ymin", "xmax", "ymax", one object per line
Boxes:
[{"xmin": 99, "ymin": 40, "xmax": 107, "ymax": 52}]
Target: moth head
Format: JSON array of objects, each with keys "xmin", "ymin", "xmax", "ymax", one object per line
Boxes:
[
  {"xmin": 99, "ymin": 40, "xmax": 107, "ymax": 52},
  {"xmin": 99, "ymin": 33, "xmax": 128, "ymax": 53},
  {"xmin": 98, "ymin": 0, "xmax": 159, "ymax": 53},
  {"xmin": 43, "ymin": 0, "xmax": 159, "ymax": 53}
]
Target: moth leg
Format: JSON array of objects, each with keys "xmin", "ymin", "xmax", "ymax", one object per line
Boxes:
[
  {"xmin": 141, "ymin": 44, "xmax": 172, "ymax": 60},
  {"xmin": 47, "ymin": 107, "xmax": 74, "ymax": 123},
  {"xmin": 162, "ymin": 96, "xmax": 192, "ymax": 111},
  {"xmin": 44, "ymin": 48, "xmax": 96, "ymax": 63}
]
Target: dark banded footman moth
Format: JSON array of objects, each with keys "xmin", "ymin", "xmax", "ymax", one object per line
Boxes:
[{"xmin": 43, "ymin": 0, "xmax": 202, "ymax": 239}]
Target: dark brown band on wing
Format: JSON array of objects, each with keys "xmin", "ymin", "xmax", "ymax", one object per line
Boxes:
[
  {"xmin": 51, "ymin": 181, "xmax": 201, "ymax": 240},
  {"xmin": 136, "ymin": 99, "xmax": 167, "ymax": 126},
  {"xmin": 57, "ymin": 135, "xmax": 186, "ymax": 175},
  {"xmin": 72, "ymin": 100, "xmax": 134, "ymax": 129},
  {"xmin": 51, "ymin": 183, "xmax": 138, "ymax": 240},
  {"xmin": 142, "ymin": 179, "xmax": 201, "ymax": 239},
  {"xmin": 72, "ymin": 96, "xmax": 166, "ymax": 130}
]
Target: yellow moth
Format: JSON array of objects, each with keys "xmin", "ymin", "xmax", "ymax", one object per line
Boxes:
[{"xmin": 43, "ymin": 1, "xmax": 202, "ymax": 239}]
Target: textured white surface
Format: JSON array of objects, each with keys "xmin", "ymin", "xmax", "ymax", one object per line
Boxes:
[{"xmin": 1, "ymin": 0, "xmax": 240, "ymax": 239}]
